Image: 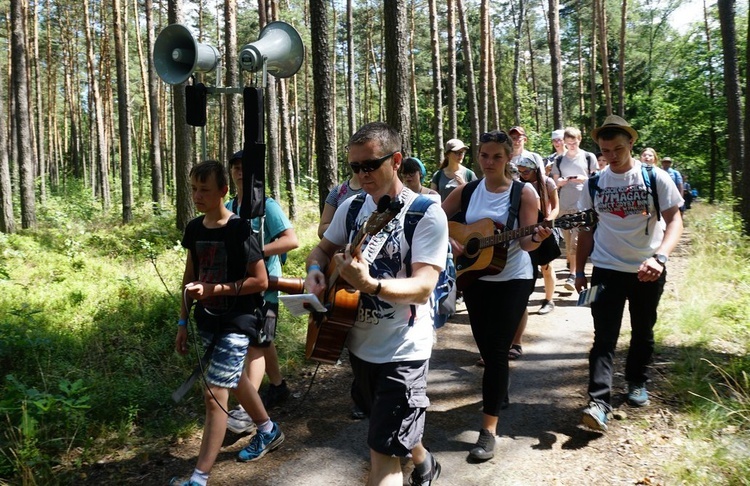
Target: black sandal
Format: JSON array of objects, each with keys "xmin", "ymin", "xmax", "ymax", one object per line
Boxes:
[{"xmin": 508, "ymin": 344, "xmax": 523, "ymax": 360}]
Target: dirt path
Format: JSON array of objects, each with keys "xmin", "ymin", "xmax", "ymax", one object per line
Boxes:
[{"xmin": 87, "ymin": 240, "xmax": 689, "ymax": 485}]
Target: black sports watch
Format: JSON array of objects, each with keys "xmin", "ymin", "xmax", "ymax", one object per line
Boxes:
[{"xmin": 653, "ymin": 254, "xmax": 668, "ymax": 266}]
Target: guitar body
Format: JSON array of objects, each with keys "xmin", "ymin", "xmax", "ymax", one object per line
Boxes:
[
  {"xmin": 305, "ymin": 257, "xmax": 360, "ymax": 364},
  {"xmin": 449, "ymin": 219, "xmax": 509, "ymax": 291}
]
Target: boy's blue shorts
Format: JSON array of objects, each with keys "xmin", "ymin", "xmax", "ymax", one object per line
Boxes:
[{"xmin": 199, "ymin": 331, "xmax": 250, "ymax": 388}]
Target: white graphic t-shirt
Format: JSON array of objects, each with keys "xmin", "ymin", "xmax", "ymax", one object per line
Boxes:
[
  {"xmin": 577, "ymin": 161, "xmax": 684, "ymax": 273},
  {"xmin": 323, "ymin": 188, "xmax": 448, "ymax": 363}
]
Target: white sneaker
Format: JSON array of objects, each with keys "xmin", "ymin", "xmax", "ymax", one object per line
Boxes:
[
  {"xmin": 227, "ymin": 406, "xmax": 256, "ymax": 434},
  {"xmin": 564, "ymin": 275, "xmax": 576, "ymax": 291}
]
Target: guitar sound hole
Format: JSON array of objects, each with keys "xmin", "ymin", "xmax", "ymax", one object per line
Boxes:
[{"xmin": 465, "ymin": 238, "xmax": 480, "ymax": 257}]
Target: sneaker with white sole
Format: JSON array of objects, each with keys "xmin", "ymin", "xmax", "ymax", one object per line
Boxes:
[
  {"xmin": 409, "ymin": 451, "xmax": 441, "ymax": 485},
  {"xmin": 237, "ymin": 422, "xmax": 284, "ymax": 462},
  {"xmin": 538, "ymin": 299, "xmax": 555, "ymax": 315},
  {"xmin": 227, "ymin": 406, "xmax": 256, "ymax": 434},
  {"xmin": 627, "ymin": 382, "xmax": 650, "ymax": 407},
  {"xmin": 581, "ymin": 401, "xmax": 610, "ymax": 432},
  {"xmin": 564, "ymin": 275, "xmax": 576, "ymax": 291}
]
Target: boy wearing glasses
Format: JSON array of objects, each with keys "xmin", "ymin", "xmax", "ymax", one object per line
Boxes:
[{"xmin": 305, "ymin": 122, "xmax": 448, "ymax": 486}]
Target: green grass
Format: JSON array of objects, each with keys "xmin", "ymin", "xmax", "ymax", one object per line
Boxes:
[{"xmin": 654, "ymin": 202, "xmax": 750, "ymax": 484}]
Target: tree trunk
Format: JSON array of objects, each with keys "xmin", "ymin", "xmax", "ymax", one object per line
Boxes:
[
  {"xmin": 346, "ymin": 0, "xmax": 356, "ymax": 139},
  {"xmin": 113, "ymin": 0, "xmax": 133, "ymax": 223},
  {"xmin": 409, "ymin": 6, "xmax": 422, "ymax": 156},
  {"xmin": 511, "ymin": 0, "xmax": 524, "ymax": 124},
  {"xmin": 597, "ymin": 0, "xmax": 613, "ymax": 116},
  {"xmin": 11, "ymin": 0, "xmax": 36, "ymax": 229},
  {"xmin": 446, "ymin": 0, "xmax": 458, "ymax": 139},
  {"xmin": 310, "ymin": 0, "xmax": 337, "ymax": 213},
  {"xmin": 279, "ymin": 78, "xmax": 298, "ymax": 219},
  {"xmin": 456, "ymin": 0, "xmax": 480, "ymax": 165},
  {"xmin": 618, "ymin": 0, "xmax": 627, "ymax": 116},
  {"xmin": 703, "ymin": 0, "xmax": 718, "ymax": 203},
  {"xmin": 479, "ymin": 0, "xmax": 489, "ymax": 133},
  {"xmin": 577, "ymin": 13, "xmax": 585, "ymax": 123},
  {"xmin": 428, "ymin": 0, "xmax": 444, "ymax": 166},
  {"xmin": 169, "ymin": 0, "xmax": 194, "ymax": 230},
  {"xmin": 83, "ymin": 0, "xmax": 111, "ymax": 208},
  {"xmin": 0, "ymin": 73, "xmax": 14, "ymax": 233},
  {"xmin": 384, "ymin": 0, "xmax": 412, "ymax": 154},
  {"xmin": 145, "ymin": 0, "xmax": 163, "ymax": 212},
  {"xmin": 488, "ymin": 27, "xmax": 500, "ymax": 130},
  {"xmin": 225, "ymin": 0, "xmax": 240, "ymax": 159},
  {"xmin": 590, "ymin": 0, "xmax": 599, "ymax": 127},
  {"xmin": 549, "ymin": 0, "xmax": 563, "ymax": 129},
  {"xmin": 264, "ymin": 1, "xmax": 281, "ymax": 200},
  {"xmin": 31, "ymin": 2, "xmax": 45, "ymax": 203},
  {"xmin": 717, "ymin": 0, "xmax": 744, "ymax": 210}
]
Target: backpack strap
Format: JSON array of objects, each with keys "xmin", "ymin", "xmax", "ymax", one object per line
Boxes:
[
  {"xmin": 403, "ymin": 195, "xmax": 436, "ymax": 327},
  {"xmin": 642, "ymin": 164, "xmax": 660, "ymax": 221},
  {"xmin": 345, "ymin": 193, "xmax": 367, "ymax": 240},
  {"xmin": 555, "ymin": 154, "xmax": 563, "ymax": 175},
  {"xmin": 588, "ymin": 174, "xmax": 601, "ymax": 203},
  {"xmin": 506, "ymin": 180, "xmax": 525, "ymax": 230},
  {"xmin": 459, "ymin": 179, "xmax": 482, "ymax": 221}
]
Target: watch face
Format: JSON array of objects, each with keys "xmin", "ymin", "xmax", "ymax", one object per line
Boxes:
[{"xmin": 655, "ymin": 254, "xmax": 667, "ymax": 265}]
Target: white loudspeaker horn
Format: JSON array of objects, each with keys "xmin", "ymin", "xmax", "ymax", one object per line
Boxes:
[
  {"xmin": 153, "ymin": 24, "xmax": 220, "ymax": 85},
  {"xmin": 239, "ymin": 21, "xmax": 304, "ymax": 78}
]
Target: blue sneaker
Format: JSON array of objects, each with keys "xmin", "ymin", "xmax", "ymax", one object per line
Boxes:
[
  {"xmin": 581, "ymin": 401, "xmax": 609, "ymax": 432},
  {"xmin": 169, "ymin": 478, "xmax": 201, "ymax": 486},
  {"xmin": 627, "ymin": 382, "xmax": 650, "ymax": 407},
  {"xmin": 237, "ymin": 422, "xmax": 284, "ymax": 462}
]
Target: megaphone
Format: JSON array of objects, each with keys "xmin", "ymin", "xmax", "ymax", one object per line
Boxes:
[
  {"xmin": 153, "ymin": 24, "xmax": 220, "ymax": 85},
  {"xmin": 239, "ymin": 21, "xmax": 304, "ymax": 78}
]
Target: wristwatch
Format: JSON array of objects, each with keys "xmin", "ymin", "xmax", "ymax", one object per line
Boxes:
[{"xmin": 653, "ymin": 254, "xmax": 668, "ymax": 266}]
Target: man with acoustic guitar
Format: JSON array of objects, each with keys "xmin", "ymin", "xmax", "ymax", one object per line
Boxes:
[{"xmin": 305, "ymin": 122, "xmax": 448, "ymax": 486}]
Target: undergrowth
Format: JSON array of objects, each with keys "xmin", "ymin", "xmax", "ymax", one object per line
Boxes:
[{"xmin": 655, "ymin": 202, "xmax": 750, "ymax": 484}]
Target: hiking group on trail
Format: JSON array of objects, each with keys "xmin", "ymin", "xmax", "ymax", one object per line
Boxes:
[{"xmin": 171, "ymin": 115, "xmax": 684, "ymax": 486}]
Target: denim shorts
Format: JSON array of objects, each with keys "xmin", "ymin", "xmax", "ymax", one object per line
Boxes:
[
  {"xmin": 350, "ymin": 353, "xmax": 430, "ymax": 457},
  {"xmin": 199, "ymin": 330, "xmax": 250, "ymax": 388}
]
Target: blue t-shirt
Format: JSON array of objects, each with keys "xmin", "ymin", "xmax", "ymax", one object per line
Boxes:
[{"xmin": 225, "ymin": 197, "xmax": 293, "ymax": 303}]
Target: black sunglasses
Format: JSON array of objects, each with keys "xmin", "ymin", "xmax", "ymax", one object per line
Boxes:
[
  {"xmin": 480, "ymin": 131, "xmax": 510, "ymax": 144},
  {"xmin": 349, "ymin": 151, "xmax": 397, "ymax": 174}
]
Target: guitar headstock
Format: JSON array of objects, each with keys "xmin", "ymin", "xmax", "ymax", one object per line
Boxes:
[
  {"xmin": 361, "ymin": 195, "xmax": 405, "ymax": 236},
  {"xmin": 555, "ymin": 209, "xmax": 598, "ymax": 230}
]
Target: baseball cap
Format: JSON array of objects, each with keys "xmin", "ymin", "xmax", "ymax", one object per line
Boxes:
[
  {"xmin": 551, "ymin": 129, "xmax": 564, "ymax": 140},
  {"xmin": 229, "ymin": 150, "xmax": 243, "ymax": 165},
  {"xmin": 509, "ymin": 126, "xmax": 526, "ymax": 137},
  {"xmin": 662, "ymin": 157, "xmax": 673, "ymax": 164},
  {"xmin": 445, "ymin": 139, "xmax": 469, "ymax": 152}
]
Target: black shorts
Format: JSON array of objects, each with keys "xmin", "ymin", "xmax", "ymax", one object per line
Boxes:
[
  {"xmin": 350, "ymin": 353, "xmax": 430, "ymax": 457},
  {"xmin": 253, "ymin": 301, "xmax": 279, "ymax": 348}
]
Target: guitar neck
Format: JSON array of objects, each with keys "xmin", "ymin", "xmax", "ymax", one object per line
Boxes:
[
  {"xmin": 267, "ymin": 275, "xmax": 305, "ymax": 295},
  {"xmin": 481, "ymin": 220, "xmax": 553, "ymax": 249}
]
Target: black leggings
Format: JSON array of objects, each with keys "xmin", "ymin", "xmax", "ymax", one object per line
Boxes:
[{"xmin": 464, "ymin": 278, "xmax": 535, "ymax": 416}]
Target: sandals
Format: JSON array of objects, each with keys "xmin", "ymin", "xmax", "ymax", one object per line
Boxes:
[{"xmin": 508, "ymin": 344, "xmax": 523, "ymax": 360}]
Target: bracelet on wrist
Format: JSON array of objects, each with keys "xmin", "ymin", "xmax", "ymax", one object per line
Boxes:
[
  {"xmin": 372, "ymin": 280, "xmax": 382, "ymax": 296},
  {"xmin": 178, "ymin": 318, "xmax": 187, "ymax": 327},
  {"xmin": 307, "ymin": 264, "xmax": 321, "ymax": 273},
  {"xmin": 575, "ymin": 272, "xmax": 586, "ymax": 278}
]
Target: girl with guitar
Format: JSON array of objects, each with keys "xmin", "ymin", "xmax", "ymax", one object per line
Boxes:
[{"xmin": 441, "ymin": 130, "xmax": 552, "ymax": 462}]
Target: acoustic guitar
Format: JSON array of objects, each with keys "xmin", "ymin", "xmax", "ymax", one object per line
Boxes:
[
  {"xmin": 306, "ymin": 195, "xmax": 405, "ymax": 364},
  {"xmin": 449, "ymin": 209, "xmax": 597, "ymax": 290}
]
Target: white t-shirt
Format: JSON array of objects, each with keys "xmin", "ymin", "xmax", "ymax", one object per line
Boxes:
[
  {"xmin": 552, "ymin": 150, "xmax": 598, "ymax": 211},
  {"xmin": 464, "ymin": 180, "xmax": 535, "ymax": 281},
  {"xmin": 577, "ymin": 161, "xmax": 684, "ymax": 273},
  {"xmin": 323, "ymin": 188, "xmax": 448, "ymax": 363}
]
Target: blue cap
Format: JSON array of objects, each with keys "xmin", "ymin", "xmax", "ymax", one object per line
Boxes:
[{"xmin": 229, "ymin": 150, "xmax": 243, "ymax": 163}]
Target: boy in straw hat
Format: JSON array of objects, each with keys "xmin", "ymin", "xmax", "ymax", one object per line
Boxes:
[{"xmin": 574, "ymin": 115, "xmax": 683, "ymax": 432}]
